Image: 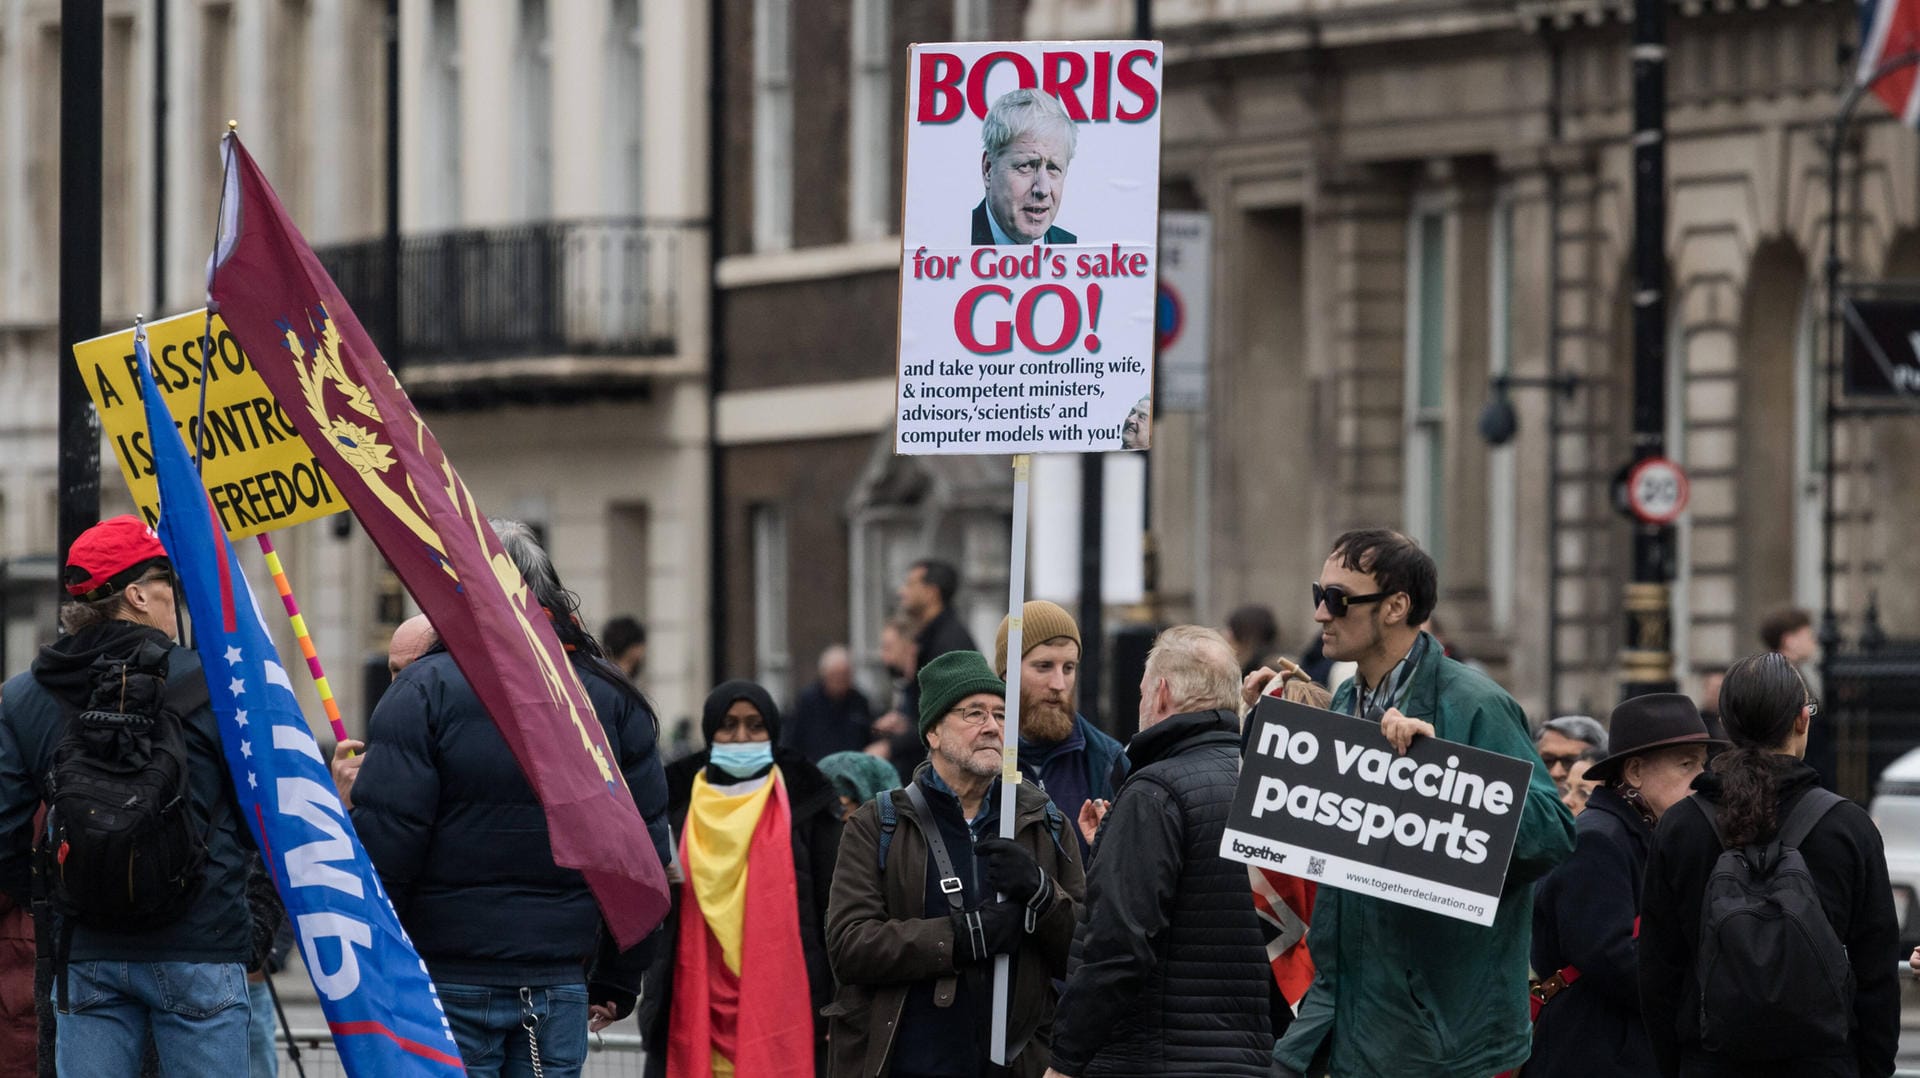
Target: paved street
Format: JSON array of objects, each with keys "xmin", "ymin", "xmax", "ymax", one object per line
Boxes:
[{"xmin": 267, "ymin": 953, "xmax": 1920, "ymax": 1073}]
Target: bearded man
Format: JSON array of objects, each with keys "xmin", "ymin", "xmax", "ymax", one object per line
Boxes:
[{"xmin": 994, "ymin": 601, "xmax": 1127, "ymax": 859}]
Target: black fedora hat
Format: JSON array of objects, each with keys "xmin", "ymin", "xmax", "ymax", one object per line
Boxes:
[{"xmin": 1583, "ymin": 693, "xmax": 1725, "ymax": 783}]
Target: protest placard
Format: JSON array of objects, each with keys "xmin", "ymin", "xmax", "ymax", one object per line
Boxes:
[
  {"xmin": 73, "ymin": 310, "xmax": 347, "ymax": 539},
  {"xmin": 1219, "ymin": 697, "xmax": 1537, "ymax": 927},
  {"xmin": 896, "ymin": 42, "xmax": 1163, "ymax": 455}
]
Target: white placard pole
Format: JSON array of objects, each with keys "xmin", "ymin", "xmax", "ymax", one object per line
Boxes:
[{"xmin": 989, "ymin": 453, "xmax": 1031, "ymax": 1065}]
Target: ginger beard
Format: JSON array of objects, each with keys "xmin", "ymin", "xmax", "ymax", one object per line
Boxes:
[
  {"xmin": 1015, "ymin": 639, "xmax": 1081, "ymax": 744},
  {"xmin": 1020, "ymin": 683, "xmax": 1076, "ymax": 744}
]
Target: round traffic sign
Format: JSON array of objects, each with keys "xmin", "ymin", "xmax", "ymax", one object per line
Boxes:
[
  {"xmin": 1626, "ymin": 457, "xmax": 1690, "ymax": 525},
  {"xmin": 1156, "ymin": 281, "xmax": 1184, "ymax": 351}
]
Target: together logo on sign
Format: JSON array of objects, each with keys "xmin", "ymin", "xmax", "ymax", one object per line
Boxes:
[{"xmin": 1230, "ymin": 838, "xmax": 1287, "ymax": 866}]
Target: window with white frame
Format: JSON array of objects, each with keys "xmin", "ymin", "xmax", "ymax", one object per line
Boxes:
[
  {"xmin": 752, "ymin": 0, "xmax": 794, "ymax": 251},
  {"xmin": 514, "ymin": 0, "xmax": 553, "ymax": 220},
  {"xmin": 1404, "ymin": 204, "xmax": 1448, "ymax": 569},
  {"xmin": 751, "ymin": 505, "xmax": 792, "ymax": 707},
  {"xmin": 270, "ymin": 1, "xmax": 313, "ymax": 226},
  {"xmin": 607, "ymin": 0, "xmax": 643, "ymax": 216},
  {"xmin": 1487, "ymin": 195, "xmax": 1516, "ymax": 631},
  {"xmin": 102, "ymin": 15, "xmax": 135, "ymax": 312},
  {"xmin": 426, "ymin": 0, "xmax": 462, "ymax": 229},
  {"xmin": 954, "ymin": 0, "xmax": 991, "ymax": 40},
  {"xmin": 198, "ymin": 6, "xmax": 235, "ymax": 244},
  {"xmin": 849, "ymin": 0, "xmax": 891, "ymax": 240}
]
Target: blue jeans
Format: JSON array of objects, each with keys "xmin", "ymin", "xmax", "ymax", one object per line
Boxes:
[
  {"xmin": 247, "ymin": 978, "xmax": 279, "ymax": 1077},
  {"xmin": 55, "ymin": 959, "xmax": 250, "ymax": 1076},
  {"xmin": 437, "ymin": 981, "xmax": 588, "ymax": 1078}
]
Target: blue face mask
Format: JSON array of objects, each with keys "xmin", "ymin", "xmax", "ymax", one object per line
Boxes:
[{"xmin": 709, "ymin": 741, "xmax": 774, "ymax": 779}]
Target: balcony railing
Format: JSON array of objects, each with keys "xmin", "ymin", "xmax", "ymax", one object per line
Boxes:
[{"xmin": 315, "ymin": 218, "xmax": 694, "ymax": 368}]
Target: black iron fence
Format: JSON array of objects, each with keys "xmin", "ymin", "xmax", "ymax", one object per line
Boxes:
[
  {"xmin": 1833, "ymin": 639, "xmax": 1920, "ymax": 802},
  {"xmin": 315, "ymin": 218, "xmax": 692, "ymax": 367}
]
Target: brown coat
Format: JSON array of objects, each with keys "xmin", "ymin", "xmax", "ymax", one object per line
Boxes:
[{"xmin": 824, "ymin": 778, "xmax": 1085, "ymax": 1078}]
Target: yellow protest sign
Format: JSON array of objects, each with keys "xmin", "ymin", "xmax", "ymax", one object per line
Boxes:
[{"xmin": 72, "ymin": 310, "xmax": 346, "ymax": 539}]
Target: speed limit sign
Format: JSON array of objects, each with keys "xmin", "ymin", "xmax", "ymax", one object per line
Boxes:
[{"xmin": 1626, "ymin": 457, "xmax": 1690, "ymax": 525}]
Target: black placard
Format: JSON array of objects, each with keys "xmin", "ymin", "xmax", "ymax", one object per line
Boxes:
[{"xmin": 1220, "ymin": 697, "xmax": 1536, "ymax": 926}]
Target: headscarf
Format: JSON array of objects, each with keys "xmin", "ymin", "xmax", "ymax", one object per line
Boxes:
[
  {"xmin": 816, "ymin": 752, "xmax": 899, "ymax": 807},
  {"xmin": 701, "ymin": 679, "xmax": 781, "ymax": 744}
]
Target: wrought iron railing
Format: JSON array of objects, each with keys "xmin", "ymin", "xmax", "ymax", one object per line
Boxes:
[{"xmin": 315, "ymin": 218, "xmax": 693, "ymax": 367}]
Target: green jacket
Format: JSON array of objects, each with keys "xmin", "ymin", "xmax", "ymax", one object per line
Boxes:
[{"xmin": 1272, "ymin": 633, "xmax": 1575, "ymax": 1078}]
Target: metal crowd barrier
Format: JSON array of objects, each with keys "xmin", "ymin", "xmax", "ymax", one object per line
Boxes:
[{"xmin": 276, "ymin": 1028, "xmax": 648, "ymax": 1077}]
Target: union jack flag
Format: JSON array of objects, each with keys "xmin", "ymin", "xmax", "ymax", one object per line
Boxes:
[{"xmin": 1860, "ymin": 0, "xmax": 1920, "ymax": 122}]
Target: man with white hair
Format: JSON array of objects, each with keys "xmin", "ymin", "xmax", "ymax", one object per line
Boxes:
[
  {"xmin": 785, "ymin": 643, "xmax": 876, "ymax": 762},
  {"xmin": 973, "ymin": 87, "xmax": 1079, "ymax": 245},
  {"xmin": 1045, "ymin": 626, "xmax": 1273, "ymax": 1078}
]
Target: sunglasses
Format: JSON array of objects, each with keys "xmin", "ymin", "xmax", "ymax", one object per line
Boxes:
[{"xmin": 1312, "ymin": 582, "xmax": 1390, "ymax": 619}]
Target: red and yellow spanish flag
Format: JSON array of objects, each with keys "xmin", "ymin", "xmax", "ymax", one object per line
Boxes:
[
  {"xmin": 205, "ymin": 133, "xmax": 669, "ymax": 948},
  {"xmin": 668, "ymin": 772, "xmax": 813, "ymax": 1078}
]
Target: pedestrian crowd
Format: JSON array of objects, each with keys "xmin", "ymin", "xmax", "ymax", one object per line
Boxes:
[{"xmin": 0, "ymin": 518, "xmax": 1902, "ymax": 1077}]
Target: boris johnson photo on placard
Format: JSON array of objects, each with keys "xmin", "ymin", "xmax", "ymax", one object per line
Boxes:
[{"xmin": 896, "ymin": 42, "xmax": 1163, "ymax": 457}]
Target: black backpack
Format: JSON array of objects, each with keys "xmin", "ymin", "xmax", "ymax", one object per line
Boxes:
[
  {"xmin": 40, "ymin": 638, "xmax": 210, "ymax": 937},
  {"xmin": 1692, "ymin": 787, "xmax": 1854, "ymax": 1057}
]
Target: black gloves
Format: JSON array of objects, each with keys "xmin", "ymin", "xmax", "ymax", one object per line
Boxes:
[
  {"xmin": 975, "ymin": 837, "xmax": 1044, "ymax": 903},
  {"xmin": 975, "ymin": 836, "xmax": 1054, "ymax": 928},
  {"xmin": 951, "ymin": 900, "xmax": 1024, "ymax": 964}
]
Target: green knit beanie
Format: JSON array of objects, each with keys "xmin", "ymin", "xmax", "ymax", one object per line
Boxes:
[{"xmin": 917, "ymin": 650, "xmax": 1006, "ymax": 737}]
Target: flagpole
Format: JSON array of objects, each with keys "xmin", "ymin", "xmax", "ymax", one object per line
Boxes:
[
  {"xmin": 990, "ymin": 453, "xmax": 1031, "ymax": 1066},
  {"xmin": 135, "ymin": 319, "xmax": 192, "ymax": 647},
  {"xmin": 255, "ymin": 534, "xmax": 352, "ymax": 744}
]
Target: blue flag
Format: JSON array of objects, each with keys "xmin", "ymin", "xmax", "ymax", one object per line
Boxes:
[{"xmin": 136, "ymin": 327, "xmax": 467, "ymax": 1075}]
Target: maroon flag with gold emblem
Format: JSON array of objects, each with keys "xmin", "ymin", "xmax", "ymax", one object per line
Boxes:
[{"xmin": 206, "ymin": 133, "xmax": 668, "ymax": 948}]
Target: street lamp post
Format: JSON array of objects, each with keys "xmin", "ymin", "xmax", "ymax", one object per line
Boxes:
[
  {"xmin": 56, "ymin": 0, "xmax": 104, "ymax": 605},
  {"xmin": 1818, "ymin": 52, "xmax": 1920, "ymax": 659},
  {"xmin": 1621, "ymin": 0, "xmax": 1677, "ymax": 700}
]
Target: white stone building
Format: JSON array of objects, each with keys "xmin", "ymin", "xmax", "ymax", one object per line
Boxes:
[
  {"xmin": 1028, "ymin": 0, "xmax": 1920, "ymax": 731},
  {"xmin": 0, "ymin": 0, "xmax": 712, "ymax": 733}
]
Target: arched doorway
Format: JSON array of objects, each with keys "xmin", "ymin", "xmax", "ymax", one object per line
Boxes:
[{"xmin": 1733, "ymin": 239, "xmax": 1813, "ymax": 642}]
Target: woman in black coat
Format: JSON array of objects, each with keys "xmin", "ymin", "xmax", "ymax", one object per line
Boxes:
[
  {"xmin": 1636, "ymin": 652, "xmax": 1899, "ymax": 1078},
  {"xmin": 638, "ymin": 681, "xmax": 842, "ymax": 1076},
  {"xmin": 1524, "ymin": 695, "xmax": 1715, "ymax": 1078}
]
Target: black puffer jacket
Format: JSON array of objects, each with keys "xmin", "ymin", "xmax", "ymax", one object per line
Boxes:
[
  {"xmin": 0, "ymin": 622, "xmax": 252, "ymax": 964},
  {"xmin": 1049, "ymin": 709, "xmax": 1271, "ymax": 1076},
  {"xmin": 351, "ymin": 647, "xmax": 673, "ymax": 996}
]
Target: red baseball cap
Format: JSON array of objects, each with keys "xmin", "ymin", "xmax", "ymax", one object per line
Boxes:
[{"xmin": 64, "ymin": 515, "xmax": 170, "ymax": 599}]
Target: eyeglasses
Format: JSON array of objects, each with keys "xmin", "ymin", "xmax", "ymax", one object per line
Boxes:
[
  {"xmin": 949, "ymin": 706, "xmax": 1007, "ymax": 728},
  {"xmin": 1312, "ymin": 582, "xmax": 1389, "ymax": 619},
  {"xmin": 1538, "ymin": 753, "xmax": 1584, "ymax": 771}
]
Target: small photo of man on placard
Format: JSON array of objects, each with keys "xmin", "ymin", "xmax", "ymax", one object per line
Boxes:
[
  {"xmin": 972, "ymin": 88, "xmax": 1079, "ymax": 246},
  {"xmin": 1121, "ymin": 395, "xmax": 1153, "ymax": 450}
]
